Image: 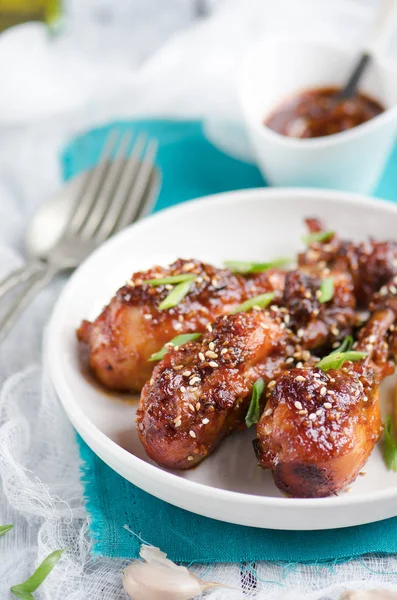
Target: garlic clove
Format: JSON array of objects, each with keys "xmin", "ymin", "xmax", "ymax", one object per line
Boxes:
[{"xmin": 122, "ymin": 545, "xmax": 221, "ymax": 600}]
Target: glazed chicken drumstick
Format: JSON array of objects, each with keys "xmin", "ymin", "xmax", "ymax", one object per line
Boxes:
[
  {"xmin": 255, "ymin": 295, "xmax": 396, "ymax": 498},
  {"xmin": 137, "ymin": 308, "xmax": 295, "ymax": 469},
  {"xmin": 77, "ymin": 258, "xmax": 285, "ymax": 392}
]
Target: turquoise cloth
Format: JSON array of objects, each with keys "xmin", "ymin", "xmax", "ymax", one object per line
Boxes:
[{"xmin": 63, "ymin": 119, "xmax": 397, "ymax": 563}]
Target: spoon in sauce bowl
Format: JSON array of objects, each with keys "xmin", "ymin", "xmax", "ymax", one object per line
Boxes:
[{"xmin": 335, "ymin": 0, "xmax": 395, "ymax": 102}]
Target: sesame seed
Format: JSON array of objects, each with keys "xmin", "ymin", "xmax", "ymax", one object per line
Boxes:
[
  {"xmin": 296, "ymin": 362, "xmax": 303, "ymax": 368},
  {"xmin": 252, "ymin": 305, "xmax": 261, "ymax": 311},
  {"xmin": 189, "ymin": 376, "xmax": 201, "ymax": 385},
  {"xmin": 264, "ymin": 408, "xmax": 273, "ymax": 417},
  {"xmin": 285, "ymin": 357, "xmax": 294, "ymax": 364},
  {"xmin": 196, "ymin": 276, "xmax": 203, "ymax": 283},
  {"xmin": 183, "ymin": 262, "xmax": 195, "ymax": 272},
  {"xmin": 196, "ymin": 402, "xmax": 201, "ymax": 410},
  {"xmin": 284, "ymin": 314, "xmax": 290, "ymax": 325},
  {"xmin": 206, "ymin": 350, "xmax": 218, "ymax": 359},
  {"xmin": 280, "ymin": 323, "xmax": 286, "ymax": 330},
  {"xmin": 165, "ymin": 284, "xmax": 173, "ymax": 290},
  {"xmin": 304, "ymin": 290, "xmax": 311, "ymax": 299},
  {"xmin": 330, "ymin": 325, "xmax": 340, "ymax": 336},
  {"xmin": 180, "ymin": 386, "xmax": 186, "ymax": 393},
  {"xmin": 313, "ymin": 373, "xmax": 321, "ymax": 378},
  {"xmin": 368, "ymin": 335, "xmax": 376, "ymax": 344},
  {"xmin": 174, "ymin": 419, "xmax": 182, "ymax": 427},
  {"xmin": 174, "ymin": 415, "xmax": 182, "ymax": 423},
  {"xmin": 183, "ymin": 370, "xmax": 192, "ymax": 377},
  {"xmin": 380, "ymin": 286, "xmax": 388, "ymax": 296},
  {"xmin": 143, "ymin": 314, "xmax": 152, "ymax": 320},
  {"xmin": 209, "ymin": 342, "xmax": 215, "ymax": 351},
  {"xmin": 391, "ymin": 285, "xmax": 397, "ymax": 294},
  {"xmin": 316, "ymin": 409, "xmax": 323, "ymax": 416},
  {"xmin": 315, "ymin": 290, "xmax": 322, "ymax": 299},
  {"xmin": 320, "ymin": 386, "xmax": 326, "ymax": 396},
  {"xmin": 206, "ymin": 324, "xmax": 213, "ymax": 332},
  {"xmin": 188, "ymin": 403, "xmax": 195, "ymax": 411},
  {"xmin": 126, "ymin": 279, "xmax": 135, "ymax": 287},
  {"xmin": 209, "ymin": 361, "xmax": 218, "ymax": 368},
  {"xmin": 297, "ymin": 328, "xmax": 304, "ymax": 338},
  {"xmin": 270, "ymin": 305, "xmax": 278, "ymax": 312},
  {"xmin": 174, "ymin": 322, "xmax": 183, "ymax": 331},
  {"xmin": 199, "ymin": 352, "xmax": 205, "ymax": 361},
  {"xmin": 268, "ymin": 380, "xmax": 276, "ymax": 389},
  {"xmin": 294, "ymin": 401, "xmax": 303, "ymax": 410},
  {"xmin": 187, "ymin": 455, "xmax": 194, "ymax": 461},
  {"xmin": 363, "ymin": 396, "xmax": 368, "ymax": 402},
  {"xmin": 221, "ymin": 348, "xmax": 228, "ymax": 355},
  {"xmin": 178, "ymin": 315, "xmax": 184, "ymax": 322},
  {"xmin": 298, "ymin": 409, "xmax": 308, "ymax": 415},
  {"xmin": 202, "ymin": 418, "xmax": 209, "ymax": 424},
  {"xmin": 323, "ymin": 402, "xmax": 332, "ymax": 409},
  {"xmin": 308, "ymin": 413, "xmax": 316, "ymax": 420},
  {"xmin": 295, "ymin": 375, "xmax": 305, "ymax": 382},
  {"xmin": 189, "ymin": 430, "xmax": 196, "ymax": 438}
]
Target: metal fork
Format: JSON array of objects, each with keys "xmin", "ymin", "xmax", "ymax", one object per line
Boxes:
[{"xmin": 0, "ymin": 129, "xmax": 160, "ymax": 343}]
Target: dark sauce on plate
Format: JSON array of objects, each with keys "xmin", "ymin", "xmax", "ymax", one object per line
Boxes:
[{"xmin": 264, "ymin": 86, "xmax": 385, "ymax": 139}]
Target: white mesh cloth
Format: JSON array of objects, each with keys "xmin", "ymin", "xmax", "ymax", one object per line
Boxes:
[{"xmin": 0, "ymin": 0, "xmax": 397, "ymax": 597}]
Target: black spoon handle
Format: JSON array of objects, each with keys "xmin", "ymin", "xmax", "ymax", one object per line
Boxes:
[{"xmin": 336, "ymin": 52, "xmax": 372, "ymax": 101}]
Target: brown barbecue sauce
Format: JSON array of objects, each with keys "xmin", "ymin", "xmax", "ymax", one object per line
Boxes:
[{"xmin": 264, "ymin": 86, "xmax": 384, "ymax": 139}]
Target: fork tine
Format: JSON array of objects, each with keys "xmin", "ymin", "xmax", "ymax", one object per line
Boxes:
[
  {"xmin": 66, "ymin": 129, "xmax": 119, "ymax": 235},
  {"xmin": 113, "ymin": 139, "xmax": 159, "ymax": 232},
  {"xmin": 77, "ymin": 130, "xmax": 133, "ymax": 240},
  {"xmin": 93, "ymin": 133, "xmax": 147, "ymax": 242}
]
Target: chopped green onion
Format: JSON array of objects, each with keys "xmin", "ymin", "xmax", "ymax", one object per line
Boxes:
[
  {"xmin": 0, "ymin": 524, "xmax": 13, "ymax": 537},
  {"xmin": 318, "ymin": 276, "xmax": 334, "ymax": 304},
  {"xmin": 383, "ymin": 415, "xmax": 397, "ymax": 472},
  {"xmin": 232, "ymin": 292, "xmax": 275, "ymax": 314},
  {"xmin": 10, "ymin": 549, "xmax": 66, "ymax": 599},
  {"xmin": 158, "ymin": 280, "xmax": 194, "ymax": 310},
  {"xmin": 245, "ymin": 378, "xmax": 265, "ymax": 428},
  {"xmin": 302, "ymin": 231, "xmax": 335, "ymax": 245},
  {"xmin": 145, "ymin": 274, "xmax": 196, "ymax": 286},
  {"xmin": 316, "ymin": 350, "xmax": 367, "ymax": 372},
  {"xmin": 148, "ymin": 333, "xmax": 202, "ymax": 362},
  {"xmin": 224, "ymin": 257, "xmax": 291, "ymax": 274}
]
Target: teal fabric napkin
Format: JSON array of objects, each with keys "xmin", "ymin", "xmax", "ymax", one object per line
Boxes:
[{"xmin": 63, "ymin": 119, "xmax": 397, "ymax": 563}]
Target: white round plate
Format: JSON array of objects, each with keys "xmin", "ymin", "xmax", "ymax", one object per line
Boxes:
[{"xmin": 47, "ymin": 187, "xmax": 397, "ymax": 531}]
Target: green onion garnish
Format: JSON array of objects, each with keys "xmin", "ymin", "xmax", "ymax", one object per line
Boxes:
[
  {"xmin": 0, "ymin": 524, "xmax": 13, "ymax": 538},
  {"xmin": 245, "ymin": 378, "xmax": 265, "ymax": 428},
  {"xmin": 316, "ymin": 350, "xmax": 367, "ymax": 372},
  {"xmin": 224, "ymin": 257, "xmax": 291, "ymax": 274},
  {"xmin": 232, "ymin": 292, "xmax": 275, "ymax": 314},
  {"xmin": 383, "ymin": 415, "xmax": 397, "ymax": 472},
  {"xmin": 145, "ymin": 274, "xmax": 196, "ymax": 286},
  {"xmin": 158, "ymin": 280, "xmax": 194, "ymax": 310},
  {"xmin": 318, "ymin": 276, "xmax": 334, "ymax": 304},
  {"xmin": 302, "ymin": 231, "xmax": 335, "ymax": 245},
  {"xmin": 148, "ymin": 333, "xmax": 201, "ymax": 362},
  {"xmin": 10, "ymin": 549, "xmax": 66, "ymax": 600}
]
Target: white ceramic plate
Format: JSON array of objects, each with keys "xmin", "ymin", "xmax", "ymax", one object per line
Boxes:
[{"xmin": 47, "ymin": 187, "xmax": 397, "ymax": 531}]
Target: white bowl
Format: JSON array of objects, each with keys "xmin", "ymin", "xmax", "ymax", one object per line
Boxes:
[
  {"xmin": 239, "ymin": 37, "xmax": 397, "ymax": 193},
  {"xmin": 47, "ymin": 187, "xmax": 397, "ymax": 531}
]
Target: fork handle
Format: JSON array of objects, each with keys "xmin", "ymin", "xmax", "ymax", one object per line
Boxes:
[{"xmin": 0, "ymin": 263, "xmax": 60, "ymax": 344}]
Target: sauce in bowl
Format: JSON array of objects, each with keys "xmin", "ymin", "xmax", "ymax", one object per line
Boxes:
[{"xmin": 264, "ymin": 86, "xmax": 385, "ymax": 139}]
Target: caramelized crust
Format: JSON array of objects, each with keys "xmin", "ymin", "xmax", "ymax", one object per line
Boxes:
[
  {"xmin": 255, "ymin": 306, "xmax": 395, "ymax": 498},
  {"xmin": 77, "ymin": 259, "xmax": 285, "ymax": 392},
  {"xmin": 137, "ymin": 310, "xmax": 294, "ymax": 469}
]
